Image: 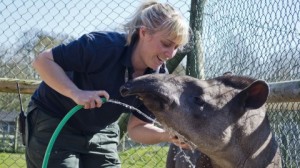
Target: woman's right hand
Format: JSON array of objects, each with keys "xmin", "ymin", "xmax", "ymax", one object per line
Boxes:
[{"xmin": 71, "ymin": 90, "xmax": 110, "ymax": 109}]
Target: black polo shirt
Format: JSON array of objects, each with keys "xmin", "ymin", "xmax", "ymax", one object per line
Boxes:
[{"xmin": 31, "ymin": 31, "xmax": 167, "ymax": 133}]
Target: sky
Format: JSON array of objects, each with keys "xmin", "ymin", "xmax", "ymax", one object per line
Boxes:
[
  {"xmin": 0, "ymin": 0, "xmax": 299, "ymax": 51},
  {"xmin": 0, "ymin": 0, "xmax": 190, "ymax": 45}
]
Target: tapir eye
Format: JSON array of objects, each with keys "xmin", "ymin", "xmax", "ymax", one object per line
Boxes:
[
  {"xmin": 193, "ymin": 97, "xmax": 205, "ymax": 106},
  {"xmin": 192, "ymin": 96, "xmax": 206, "ymax": 118}
]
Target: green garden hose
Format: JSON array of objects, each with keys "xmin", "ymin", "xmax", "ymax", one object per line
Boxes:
[{"xmin": 42, "ymin": 98, "xmax": 107, "ymax": 168}]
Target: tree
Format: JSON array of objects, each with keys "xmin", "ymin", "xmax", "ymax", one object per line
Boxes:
[{"xmin": 0, "ymin": 29, "xmax": 74, "ymax": 111}]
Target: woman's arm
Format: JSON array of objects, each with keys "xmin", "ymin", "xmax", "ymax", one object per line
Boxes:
[
  {"xmin": 33, "ymin": 49, "xmax": 109, "ymax": 109},
  {"xmin": 127, "ymin": 114, "xmax": 190, "ymax": 148},
  {"xmin": 127, "ymin": 114, "xmax": 170, "ymax": 144},
  {"xmin": 33, "ymin": 49, "xmax": 79, "ymax": 98}
]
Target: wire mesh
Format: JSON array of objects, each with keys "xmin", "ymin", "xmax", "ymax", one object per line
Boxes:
[
  {"xmin": 0, "ymin": 0, "xmax": 299, "ymax": 167},
  {"xmin": 202, "ymin": 0, "xmax": 300, "ymax": 167}
]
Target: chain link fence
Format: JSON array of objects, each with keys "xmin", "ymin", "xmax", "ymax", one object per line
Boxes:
[{"xmin": 0, "ymin": 0, "xmax": 299, "ymax": 167}]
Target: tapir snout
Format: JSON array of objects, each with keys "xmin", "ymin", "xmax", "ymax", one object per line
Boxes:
[
  {"xmin": 120, "ymin": 77, "xmax": 172, "ymax": 106},
  {"xmin": 120, "ymin": 74, "xmax": 185, "ymax": 112}
]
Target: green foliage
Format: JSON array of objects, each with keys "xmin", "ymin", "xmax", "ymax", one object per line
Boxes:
[{"xmin": 118, "ymin": 113, "xmax": 130, "ymax": 140}]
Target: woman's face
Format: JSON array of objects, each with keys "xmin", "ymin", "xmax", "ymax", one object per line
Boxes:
[{"xmin": 138, "ymin": 27, "xmax": 181, "ymax": 70}]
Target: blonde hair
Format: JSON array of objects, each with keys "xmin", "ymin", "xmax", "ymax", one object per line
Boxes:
[{"xmin": 123, "ymin": 0, "xmax": 190, "ymax": 50}]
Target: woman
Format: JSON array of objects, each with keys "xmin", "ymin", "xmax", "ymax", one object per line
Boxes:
[{"xmin": 25, "ymin": 0, "xmax": 190, "ymax": 167}]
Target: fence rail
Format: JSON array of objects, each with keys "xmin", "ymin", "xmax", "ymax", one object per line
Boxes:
[
  {"xmin": 1, "ymin": 77, "xmax": 300, "ymax": 103},
  {"xmin": 1, "ymin": 0, "xmax": 299, "ymax": 167}
]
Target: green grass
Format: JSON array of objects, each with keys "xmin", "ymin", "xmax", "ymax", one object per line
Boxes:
[
  {"xmin": 0, "ymin": 153, "xmax": 26, "ymax": 168},
  {"xmin": 0, "ymin": 146, "xmax": 168, "ymax": 168},
  {"xmin": 120, "ymin": 146, "xmax": 168, "ymax": 168}
]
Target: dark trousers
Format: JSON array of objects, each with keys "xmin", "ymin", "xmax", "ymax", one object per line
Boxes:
[{"xmin": 25, "ymin": 103, "xmax": 121, "ymax": 168}]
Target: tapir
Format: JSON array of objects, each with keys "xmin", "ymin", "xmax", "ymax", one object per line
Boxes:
[{"xmin": 120, "ymin": 74, "xmax": 282, "ymax": 168}]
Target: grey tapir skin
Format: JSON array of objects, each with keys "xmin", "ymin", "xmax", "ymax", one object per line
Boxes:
[{"xmin": 120, "ymin": 74, "xmax": 282, "ymax": 168}]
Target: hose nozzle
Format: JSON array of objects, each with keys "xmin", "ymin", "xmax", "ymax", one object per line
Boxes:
[{"xmin": 101, "ymin": 97, "xmax": 107, "ymax": 103}]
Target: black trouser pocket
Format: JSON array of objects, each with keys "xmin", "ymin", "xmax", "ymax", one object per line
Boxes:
[
  {"xmin": 18, "ymin": 111, "xmax": 26, "ymax": 145},
  {"xmin": 25, "ymin": 101, "xmax": 38, "ymax": 146}
]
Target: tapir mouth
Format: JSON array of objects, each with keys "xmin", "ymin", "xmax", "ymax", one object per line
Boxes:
[{"xmin": 120, "ymin": 85, "xmax": 173, "ymax": 107}]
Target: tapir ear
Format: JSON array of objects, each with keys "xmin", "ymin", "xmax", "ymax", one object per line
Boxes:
[{"xmin": 239, "ymin": 80, "xmax": 269, "ymax": 109}]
